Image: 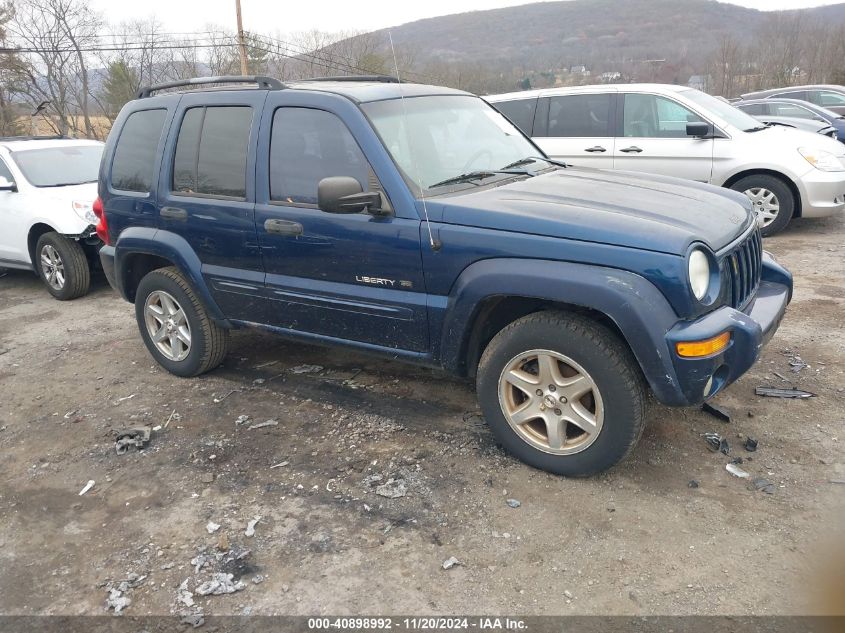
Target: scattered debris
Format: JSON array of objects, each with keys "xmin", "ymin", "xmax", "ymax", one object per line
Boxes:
[
  {"xmin": 688, "ymin": 479, "xmax": 700, "ymax": 489},
  {"xmin": 375, "ymin": 478, "xmax": 407, "ymax": 499},
  {"xmin": 106, "ymin": 587, "xmax": 131, "ymax": 613},
  {"xmin": 270, "ymin": 461, "xmax": 289, "ymax": 469},
  {"xmin": 235, "ymin": 415, "xmax": 251, "ymax": 426},
  {"xmin": 114, "ymin": 426, "xmax": 151, "ymax": 455},
  {"xmin": 730, "ymin": 456, "xmax": 744, "ymax": 465},
  {"xmin": 563, "ymin": 590, "xmax": 574, "ymax": 599},
  {"xmin": 704, "ymin": 432, "xmax": 730, "ymax": 455},
  {"xmin": 176, "ymin": 579, "xmax": 195, "ymax": 607},
  {"xmin": 442, "ymin": 556, "xmax": 461, "ymax": 570},
  {"xmin": 289, "ymin": 364, "xmax": 323, "ymax": 374},
  {"xmin": 195, "ymin": 572, "xmax": 245, "ymax": 596},
  {"xmin": 164, "ymin": 410, "xmax": 179, "ymax": 429},
  {"xmin": 78, "ymin": 480, "xmax": 95, "ymax": 496},
  {"xmin": 783, "ymin": 350, "xmax": 809, "ymax": 373},
  {"xmin": 252, "ymin": 378, "xmax": 265, "ymax": 385},
  {"xmin": 248, "ymin": 419, "xmax": 278, "ymax": 430},
  {"xmin": 744, "ymin": 437, "xmax": 759, "ymax": 452},
  {"xmin": 213, "ymin": 389, "xmax": 238, "ymax": 403},
  {"xmin": 253, "ymin": 360, "xmax": 278, "ymax": 369},
  {"xmin": 245, "ymin": 517, "xmax": 261, "ymax": 537},
  {"xmin": 115, "ymin": 394, "xmax": 136, "ymax": 403},
  {"xmin": 252, "ymin": 575, "xmax": 264, "ymax": 585},
  {"xmin": 829, "ymin": 479, "xmax": 845, "ymax": 485},
  {"xmin": 772, "ymin": 371, "xmax": 788, "ymax": 381},
  {"xmin": 206, "ymin": 521, "xmax": 221, "ymax": 534},
  {"xmin": 217, "ymin": 532, "xmax": 230, "ymax": 552},
  {"xmin": 701, "ymin": 402, "xmax": 731, "ymax": 423},
  {"xmin": 506, "ymin": 498, "xmax": 521, "ymax": 508},
  {"xmin": 726, "ymin": 463, "xmax": 750, "ymax": 479},
  {"xmin": 755, "ymin": 387, "xmax": 816, "ymax": 399},
  {"xmin": 181, "ymin": 614, "xmax": 204, "ymax": 628},
  {"xmin": 751, "ymin": 477, "xmax": 776, "ymax": 494}
]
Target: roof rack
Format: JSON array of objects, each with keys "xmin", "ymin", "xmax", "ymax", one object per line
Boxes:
[
  {"xmin": 136, "ymin": 75, "xmax": 285, "ymax": 99},
  {"xmin": 302, "ymin": 75, "xmax": 400, "ymax": 84}
]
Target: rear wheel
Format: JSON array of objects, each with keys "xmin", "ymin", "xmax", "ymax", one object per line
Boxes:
[
  {"xmin": 35, "ymin": 232, "xmax": 90, "ymax": 300},
  {"xmin": 730, "ymin": 174, "xmax": 794, "ymax": 236},
  {"xmin": 477, "ymin": 311, "xmax": 646, "ymax": 476},
  {"xmin": 135, "ymin": 267, "xmax": 228, "ymax": 377}
]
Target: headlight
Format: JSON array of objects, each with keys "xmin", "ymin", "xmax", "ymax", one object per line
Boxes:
[
  {"xmin": 72, "ymin": 200, "xmax": 98, "ymax": 224},
  {"xmin": 688, "ymin": 248, "xmax": 711, "ymax": 301},
  {"xmin": 798, "ymin": 147, "xmax": 845, "ymax": 172}
]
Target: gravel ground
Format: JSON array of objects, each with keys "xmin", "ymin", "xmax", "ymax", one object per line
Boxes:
[{"xmin": 0, "ymin": 214, "xmax": 843, "ymax": 617}]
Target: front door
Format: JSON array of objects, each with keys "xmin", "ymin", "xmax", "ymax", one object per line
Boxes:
[
  {"xmin": 0, "ymin": 157, "xmax": 29, "ymax": 265},
  {"xmin": 254, "ymin": 99, "xmax": 428, "ymax": 352},
  {"xmin": 156, "ymin": 91, "xmax": 267, "ymax": 320},
  {"xmin": 532, "ymin": 93, "xmax": 616, "ymax": 169},
  {"xmin": 613, "ymin": 93, "xmax": 714, "ymax": 183}
]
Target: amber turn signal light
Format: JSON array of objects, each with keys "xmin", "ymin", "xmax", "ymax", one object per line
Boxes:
[{"xmin": 676, "ymin": 332, "xmax": 731, "ymax": 358}]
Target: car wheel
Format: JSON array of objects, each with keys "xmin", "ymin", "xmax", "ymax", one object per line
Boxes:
[
  {"xmin": 477, "ymin": 311, "xmax": 646, "ymax": 476},
  {"xmin": 730, "ymin": 175, "xmax": 794, "ymax": 236},
  {"xmin": 35, "ymin": 232, "xmax": 91, "ymax": 300},
  {"xmin": 135, "ymin": 267, "xmax": 228, "ymax": 377}
]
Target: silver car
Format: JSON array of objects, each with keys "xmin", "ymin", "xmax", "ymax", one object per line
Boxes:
[{"xmin": 487, "ymin": 84, "xmax": 845, "ymax": 235}]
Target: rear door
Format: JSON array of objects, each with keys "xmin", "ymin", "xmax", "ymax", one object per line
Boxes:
[
  {"xmin": 491, "ymin": 97, "xmax": 540, "ymax": 136},
  {"xmin": 157, "ymin": 91, "xmax": 266, "ymax": 320},
  {"xmin": 612, "ymin": 92, "xmax": 713, "ymax": 183},
  {"xmin": 532, "ymin": 92, "xmax": 616, "ymax": 168},
  {"xmin": 253, "ymin": 94, "xmax": 428, "ymax": 352}
]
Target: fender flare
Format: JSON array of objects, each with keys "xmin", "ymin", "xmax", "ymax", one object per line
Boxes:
[
  {"xmin": 439, "ymin": 258, "xmax": 683, "ymax": 404},
  {"xmin": 113, "ymin": 227, "xmax": 229, "ymax": 325}
]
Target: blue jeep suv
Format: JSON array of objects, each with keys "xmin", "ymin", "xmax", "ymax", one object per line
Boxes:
[{"xmin": 96, "ymin": 75, "xmax": 792, "ymax": 476}]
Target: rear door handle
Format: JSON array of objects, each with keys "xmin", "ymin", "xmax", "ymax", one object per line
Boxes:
[
  {"xmin": 160, "ymin": 206, "xmax": 187, "ymax": 220},
  {"xmin": 584, "ymin": 146, "xmax": 607, "ymax": 153},
  {"xmin": 619, "ymin": 146, "xmax": 643, "ymax": 153},
  {"xmin": 264, "ymin": 218, "xmax": 303, "ymax": 236}
]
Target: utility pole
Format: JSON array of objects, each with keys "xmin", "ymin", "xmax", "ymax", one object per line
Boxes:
[{"xmin": 235, "ymin": 0, "xmax": 249, "ymax": 76}]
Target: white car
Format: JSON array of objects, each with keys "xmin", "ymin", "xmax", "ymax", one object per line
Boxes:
[
  {"xmin": 0, "ymin": 137, "xmax": 103, "ymax": 299},
  {"xmin": 487, "ymin": 84, "xmax": 845, "ymax": 235}
]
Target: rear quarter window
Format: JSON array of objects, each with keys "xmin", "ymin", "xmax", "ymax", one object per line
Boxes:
[
  {"xmin": 493, "ymin": 98, "xmax": 538, "ymax": 135},
  {"xmin": 111, "ymin": 109, "xmax": 167, "ymax": 192}
]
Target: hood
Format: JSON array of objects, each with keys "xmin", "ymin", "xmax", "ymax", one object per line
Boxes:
[
  {"xmin": 744, "ymin": 124, "xmax": 845, "ymax": 155},
  {"xmin": 34, "ymin": 182, "xmax": 98, "ymax": 202},
  {"xmin": 433, "ymin": 168, "xmax": 754, "ymax": 255}
]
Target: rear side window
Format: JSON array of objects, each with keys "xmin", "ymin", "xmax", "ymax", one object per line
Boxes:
[
  {"xmin": 111, "ymin": 109, "xmax": 167, "ymax": 192},
  {"xmin": 738, "ymin": 103, "xmax": 767, "ymax": 115},
  {"xmin": 547, "ymin": 94, "xmax": 612, "ymax": 137},
  {"xmin": 813, "ymin": 90, "xmax": 845, "ymax": 107},
  {"xmin": 774, "ymin": 91, "xmax": 807, "ymax": 101},
  {"xmin": 269, "ymin": 108, "xmax": 370, "ymax": 206},
  {"xmin": 494, "ymin": 98, "xmax": 537, "ymax": 135},
  {"xmin": 173, "ymin": 106, "xmax": 252, "ymax": 199},
  {"xmin": 770, "ymin": 103, "xmax": 814, "ymax": 119}
]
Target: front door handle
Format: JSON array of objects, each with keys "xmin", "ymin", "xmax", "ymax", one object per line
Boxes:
[
  {"xmin": 160, "ymin": 206, "xmax": 187, "ymax": 220},
  {"xmin": 584, "ymin": 145, "xmax": 607, "ymax": 153},
  {"xmin": 264, "ymin": 218, "xmax": 303, "ymax": 236},
  {"xmin": 619, "ymin": 146, "xmax": 643, "ymax": 153}
]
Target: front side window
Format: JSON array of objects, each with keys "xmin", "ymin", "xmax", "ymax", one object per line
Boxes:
[
  {"xmin": 270, "ymin": 108, "xmax": 370, "ymax": 206},
  {"xmin": 111, "ymin": 109, "xmax": 167, "ymax": 192},
  {"xmin": 493, "ymin": 98, "xmax": 538, "ymax": 135},
  {"xmin": 623, "ymin": 94, "xmax": 704, "ymax": 138},
  {"xmin": 0, "ymin": 158, "xmax": 14, "ymax": 183},
  {"xmin": 814, "ymin": 90, "xmax": 845, "ymax": 107},
  {"xmin": 172, "ymin": 106, "xmax": 252, "ymax": 199},
  {"xmin": 362, "ymin": 95, "xmax": 540, "ymax": 194},
  {"xmin": 547, "ymin": 94, "xmax": 611, "ymax": 137},
  {"xmin": 770, "ymin": 103, "xmax": 815, "ymax": 119}
]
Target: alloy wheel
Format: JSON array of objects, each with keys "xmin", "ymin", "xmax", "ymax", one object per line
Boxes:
[
  {"xmin": 144, "ymin": 290, "xmax": 192, "ymax": 361},
  {"xmin": 40, "ymin": 244, "xmax": 65, "ymax": 290}
]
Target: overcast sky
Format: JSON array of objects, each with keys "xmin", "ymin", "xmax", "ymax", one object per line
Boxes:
[{"xmin": 87, "ymin": 0, "xmax": 844, "ymax": 34}]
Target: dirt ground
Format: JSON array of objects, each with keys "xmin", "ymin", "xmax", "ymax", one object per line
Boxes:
[{"xmin": 0, "ymin": 214, "xmax": 843, "ymax": 618}]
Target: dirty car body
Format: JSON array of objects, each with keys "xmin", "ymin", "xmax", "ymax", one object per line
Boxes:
[{"xmin": 97, "ymin": 76, "xmax": 792, "ymax": 476}]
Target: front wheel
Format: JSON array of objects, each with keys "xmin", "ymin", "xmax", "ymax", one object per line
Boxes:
[
  {"xmin": 730, "ymin": 174, "xmax": 794, "ymax": 236},
  {"xmin": 134, "ymin": 267, "xmax": 228, "ymax": 377},
  {"xmin": 477, "ymin": 311, "xmax": 646, "ymax": 476},
  {"xmin": 35, "ymin": 232, "xmax": 91, "ymax": 300}
]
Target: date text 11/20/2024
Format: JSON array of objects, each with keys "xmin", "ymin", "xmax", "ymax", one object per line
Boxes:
[{"xmin": 307, "ymin": 617, "xmax": 527, "ymax": 630}]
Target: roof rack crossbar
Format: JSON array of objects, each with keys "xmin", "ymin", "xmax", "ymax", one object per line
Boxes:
[
  {"xmin": 302, "ymin": 75, "xmax": 400, "ymax": 84},
  {"xmin": 136, "ymin": 75, "xmax": 285, "ymax": 99}
]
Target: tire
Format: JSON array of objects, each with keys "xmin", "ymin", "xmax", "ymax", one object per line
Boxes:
[
  {"xmin": 477, "ymin": 311, "xmax": 646, "ymax": 477},
  {"xmin": 134, "ymin": 267, "xmax": 228, "ymax": 377},
  {"xmin": 730, "ymin": 174, "xmax": 794, "ymax": 237},
  {"xmin": 35, "ymin": 232, "xmax": 91, "ymax": 300}
]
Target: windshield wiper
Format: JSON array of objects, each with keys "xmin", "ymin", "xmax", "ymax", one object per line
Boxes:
[
  {"xmin": 429, "ymin": 168, "xmax": 536, "ymax": 189},
  {"xmin": 502, "ymin": 156, "xmax": 569, "ymax": 170},
  {"xmin": 744, "ymin": 126, "xmax": 769, "ymax": 133}
]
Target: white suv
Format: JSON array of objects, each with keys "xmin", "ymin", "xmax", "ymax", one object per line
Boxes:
[
  {"xmin": 487, "ymin": 84, "xmax": 845, "ymax": 235},
  {"xmin": 0, "ymin": 137, "xmax": 103, "ymax": 299}
]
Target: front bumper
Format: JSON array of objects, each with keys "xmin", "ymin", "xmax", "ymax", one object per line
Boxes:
[
  {"xmin": 796, "ymin": 168, "xmax": 845, "ymax": 218},
  {"xmin": 661, "ymin": 253, "xmax": 792, "ymax": 406}
]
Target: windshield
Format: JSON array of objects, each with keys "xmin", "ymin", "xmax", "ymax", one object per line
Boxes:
[
  {"xmin": 362, "ymin": 95, "xmax": 542, "ymax": 193},
  {"xmin": 680, "ymin": 89, "xmax": 763, "ymax": 132},
  {"xmin": 12, "ymin": 144, "xmax": 102, "ymax": 187}
]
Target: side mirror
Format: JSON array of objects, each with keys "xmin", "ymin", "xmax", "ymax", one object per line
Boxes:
[
  {"xmin": 0, "ymin": 177, "xmax": 16, "ymax": 192},
  {"xmin": 686, "ymin": 121, "xmax": 712, "ymax": 137},
  {"xmin": 317, "ymin": 177, "xmax": 384, "ymax": 215}
]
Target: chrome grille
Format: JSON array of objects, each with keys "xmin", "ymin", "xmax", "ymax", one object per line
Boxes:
[{"xmin": 726, "ymin": 229, "xmax": 763, "ymax": 309}]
